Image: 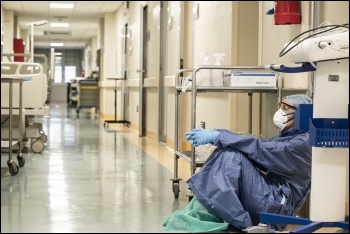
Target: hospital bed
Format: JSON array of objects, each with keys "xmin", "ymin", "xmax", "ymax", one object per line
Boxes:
[
  {"xmin": 1, "ymin": 61, "xmax": 48, "ymax": 154},
  {"xmin": 2, "ymin": 53, "xmax": 50, "ymax": 147},
  {"xmin": 2, "ymin": 53, "xmax": 52, "ymax": 105}
]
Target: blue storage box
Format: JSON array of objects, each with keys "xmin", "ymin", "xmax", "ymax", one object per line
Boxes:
[
  {"xmin": 309, "ymin": 118, "xmax": 349, "ymax": 148},
  {"xmin": 294, "ymin": 104, "xmax": 313, "ymax": 130}
]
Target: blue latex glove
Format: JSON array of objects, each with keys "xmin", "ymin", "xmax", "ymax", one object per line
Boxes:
[{"xmin": 185, "ymin": 128, "xmax": 220, "ymax": 147}]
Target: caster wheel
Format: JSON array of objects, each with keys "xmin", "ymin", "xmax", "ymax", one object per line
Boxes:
[
  {"xmin": 173, "ymin": 183, "xmax": 180, "ymax": 199},
  {"xmin": 17, "ymin": 155, "xmax": 25, "ymax": 167},
  {"xmin": 38, "ymin": 133, "xmax": 47, "ymax": 143},
  {"xmin": 31, "ymin": 140, "xmax": 44, "ymax": 153},
  {"xmin": 7, "ymin": 161, "xmax": 19, "ymax": 175}
]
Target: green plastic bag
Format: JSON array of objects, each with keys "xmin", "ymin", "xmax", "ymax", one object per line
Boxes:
[{"xmin": 162, "ymin": 196, "xmax": 228, "ymax": 233}]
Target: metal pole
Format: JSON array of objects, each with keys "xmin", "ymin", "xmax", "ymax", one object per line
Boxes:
[{"xmin": 31, "ymin": 23, "xmax": 34, "ymax": 62}]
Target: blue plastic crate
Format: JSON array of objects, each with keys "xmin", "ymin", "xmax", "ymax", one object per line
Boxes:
[
  {"xmin": 294, "ymin": 104, "xmax": 313, "ymax": 130},
  {"xmin": 309, "ymin": 118, "xmax": 349, "ymax": 148}
]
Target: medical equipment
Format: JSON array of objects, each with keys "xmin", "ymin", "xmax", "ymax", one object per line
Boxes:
[
  {"xmin": 103, "ymin": 78, "xmax": 131, "ymax": 130},
  {"xmin": 253, "ymin": 24, "xmax": 349, "ymax": 233},
  {"xmin": 280, "ymin": 24, "xmax": 349, "ymax": 63},
  {"xmin": 76, "ymin": 79, "xmax": 99, "ymax": 115},
  {"xmin": 1, "ymin": 62, "xmax": 48, "ymax": 153},
  {"xmin": 1, "ymin": 67, "xmax": 32, "ymax": 175}
]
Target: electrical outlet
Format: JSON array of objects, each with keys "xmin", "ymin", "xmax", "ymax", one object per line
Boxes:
[{"xmin": 200, "ymin": 121, "xmax": 205, "ymax": 129}]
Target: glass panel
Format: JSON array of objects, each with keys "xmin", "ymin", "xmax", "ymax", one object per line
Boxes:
[
  {"xmin": 54, "ymin": 66, "xmax": 62, "ymax": 83},
  {"xmin": 64, "ymin": 66, "xmax": 76, "ymax": 83}
]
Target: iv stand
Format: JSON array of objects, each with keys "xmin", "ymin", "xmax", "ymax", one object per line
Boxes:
[{"xmin": 103, "ymin": 78, "xmax": 130, "ymax": 130}]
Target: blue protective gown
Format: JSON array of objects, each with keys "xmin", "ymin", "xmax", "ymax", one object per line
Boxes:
[{"xmin": 186, "ymin": 129, "xmax": 312, "ymax": 230}]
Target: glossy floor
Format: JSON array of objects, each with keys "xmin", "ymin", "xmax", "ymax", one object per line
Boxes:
[
  {"xmin": 2, "ymin": 104, "xmax": 346, "ymax": 233},
  {"xmin": 1, "ymin": 103, "xmax": 193, "ymax": 233}
]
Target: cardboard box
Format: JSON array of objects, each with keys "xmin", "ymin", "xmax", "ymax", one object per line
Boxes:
[{"xmin": 230, "ymin": 71, "xmax": 276, "ymax": 87}]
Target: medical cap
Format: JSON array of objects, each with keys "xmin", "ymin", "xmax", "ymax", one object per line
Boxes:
[{"xmin": 282, "ymin": 94, "xmax": 312, "ymax": 109}]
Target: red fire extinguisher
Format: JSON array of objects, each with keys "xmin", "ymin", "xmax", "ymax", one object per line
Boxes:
[{"xmin": 274, "ymin": 1, "xmax": 301, "ymax": 25}]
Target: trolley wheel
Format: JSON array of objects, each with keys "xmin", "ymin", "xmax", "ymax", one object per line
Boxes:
[
  {"xmin": 31, "ymin": 140, "xmax": 44, "ymax": 153},
  {"xmin": 17, "ymin": 155, "xmax": 25, "ymax": 167},
  {"xmin": 187, "ymin": 194, "xmax": 194, "ymax": 202},
  {"xmin": 173, "ymin": 183, "xmax": 180, "ymax": 199},
  {"xmin": 38, "ymin": 133, "xmax": 48, "ymax": 143},
  {"xmin": 7, "ymin": 161, "xmax": 19, "ymax": 175}
]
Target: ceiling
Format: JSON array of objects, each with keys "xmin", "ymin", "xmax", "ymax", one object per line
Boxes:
[{"xmin": 1, "ymin": 1, "xmax": 123, "ymax": 49}]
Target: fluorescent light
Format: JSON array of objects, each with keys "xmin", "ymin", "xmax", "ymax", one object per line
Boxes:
[
  {"xmin": 55, "ymin": 52, "xmax": 62, "ymax": 55},
  {"xmin": 50, "ymin": 3, "xmax": 74, "ymax": 9},
  {"xmin": 50, "ymin": 23, "xmax": 69, "ymax": 28},
  {"xmin": 50, "ymin": 42, "xmax": 64, "ymax": 47}
]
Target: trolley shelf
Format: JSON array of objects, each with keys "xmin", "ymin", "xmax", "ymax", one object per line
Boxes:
[
  {"xmin": 1, "ymin": 140, "xmax": 19, "ymax": 148},
  {"xmin": 175, "ymin": 150, "xmax": 192, "ymax": 162},
  {"xmin": 175, "ymin": 150, "xmax": 206, "ymax": 167},
  {"xmin": 176, "ymin": 86, "xmax": 279, "ymax": 93}
]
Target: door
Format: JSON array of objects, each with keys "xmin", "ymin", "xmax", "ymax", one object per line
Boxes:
[{"xmin": 138, "ymin": 5, "xmax": 147, "ymax": 137}]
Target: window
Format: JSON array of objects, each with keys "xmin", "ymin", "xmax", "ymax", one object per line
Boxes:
[
  {"xmin": 54, "ymin": 65, "xmax": 62, "ymax": 83},
  {"xmin": 64, "ymin": 66, "xmax": 77, "ymax": 83},
  {"xmin": 35, "ymin": 48, "xmax": 83, "ymax": 84}
]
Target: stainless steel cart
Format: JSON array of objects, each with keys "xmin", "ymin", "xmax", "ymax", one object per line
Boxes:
[
  {"xmin": 172, "ymin": 65, "xmax": 280, "ymax": 199},
  {"xmin": 1, "ymin": 76, "xmax": 31, "ymax": 175}
]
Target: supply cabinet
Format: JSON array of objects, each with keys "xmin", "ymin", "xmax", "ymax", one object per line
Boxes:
[{"xmin": 172, "ymin": 65, "xmax": 280, "ymax": 199}]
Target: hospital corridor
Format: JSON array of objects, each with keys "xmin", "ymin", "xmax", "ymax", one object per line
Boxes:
[
  {"xmin": 1, "ymin": 103, "xmax": 192, "ymax": 233},
  {"xmin": 1, "ymin": 1, "xmax": 349, "ymax": 233}
]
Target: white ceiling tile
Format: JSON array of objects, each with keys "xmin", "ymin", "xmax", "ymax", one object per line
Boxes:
[{"xmin": 2, "ymin": 1, "xmax": 123, "ymax": 49}]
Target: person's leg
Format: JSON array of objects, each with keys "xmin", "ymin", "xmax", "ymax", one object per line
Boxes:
[
  {"xmin": 239, "ymin": 157, "xmax": 293, "ymax": 226},
  {"xmin": 187, "ymin": 148, "xmax": 254, "ymax": 229}
]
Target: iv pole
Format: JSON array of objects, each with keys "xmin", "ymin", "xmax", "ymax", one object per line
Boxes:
[{"xmin": 27, "ymin": 20, "xmax": 48, "ymax": 62}]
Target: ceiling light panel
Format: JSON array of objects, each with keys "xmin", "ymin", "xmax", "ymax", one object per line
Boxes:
[
  {"xmin": 50, "ymin": 42, "xmax": 64, "ymax": 47},
  {"xmin": 50, "ymin": 23, "xmax": 70, "ymax": 28},
  {"xmin": 50, "ymin": 3, "xmax": 74, "ymax": 9}
]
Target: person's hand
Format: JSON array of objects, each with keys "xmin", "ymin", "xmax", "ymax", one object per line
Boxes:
[{"xmin": 185, "ymin": 128, "xmax": 220, "ymax": 147}]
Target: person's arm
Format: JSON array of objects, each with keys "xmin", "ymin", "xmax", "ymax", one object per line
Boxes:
[{"xmin": 214, "ymin": 129, "xmax": 311, "ymax": 180}]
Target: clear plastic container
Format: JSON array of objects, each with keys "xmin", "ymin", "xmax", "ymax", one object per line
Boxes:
[
  {"xmin": 197, "ymin": 52, "xmax": 211, "ymax": 86},
  {"xmin": 195, "ymin": 143, "xmax": 217, "ymax": 162},
  {"xmin": 212, "ymin": 53, "xmax": 225, "ymax": 86}
]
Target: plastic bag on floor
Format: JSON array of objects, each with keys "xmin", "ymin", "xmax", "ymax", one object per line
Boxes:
[{"xmin": 161, "ymin": 196, "xmax": 228, "ymax": 233}]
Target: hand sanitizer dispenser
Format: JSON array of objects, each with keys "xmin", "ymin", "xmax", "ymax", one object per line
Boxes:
[
  {"xmin": 197, "ymin": 51, "xmax": 211, "ymax": 86},
  {"xmin": 212, "ymin": 53, "xmax": 225, "ymax": 87}
]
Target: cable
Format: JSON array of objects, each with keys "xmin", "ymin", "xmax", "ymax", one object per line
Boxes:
[
  {"xmin": 279, "ymin": 23, "xmax": 349, "ymax": 58},
  {"xmin": 280, "ymin": 24, "xmax": 349, "ymax": 57}
]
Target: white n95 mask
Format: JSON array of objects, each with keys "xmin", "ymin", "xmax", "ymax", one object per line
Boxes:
[{"xmin": 273, "ymin": 109, "xmax": 292, "ymax": 131}]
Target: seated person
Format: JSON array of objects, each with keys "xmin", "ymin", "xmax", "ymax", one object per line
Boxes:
[{"xmin": 163, "ymin": 94, "xmax": 312, "ymax": 232}]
